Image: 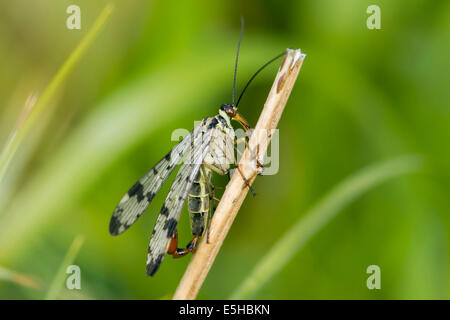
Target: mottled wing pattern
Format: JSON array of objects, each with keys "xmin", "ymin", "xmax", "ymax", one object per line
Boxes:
[
  {"xmin": 146, "ymin": 123, "xmax": 214, "ymax": 276},
  {"xmin": 109, "ymin": 124, "xmax": 202, "ymax": 236}
]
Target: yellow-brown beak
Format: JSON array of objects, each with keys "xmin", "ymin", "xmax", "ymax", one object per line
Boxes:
[{"xmin": 233, "ymin": 112, "xmax": 250, "ymax": 131}]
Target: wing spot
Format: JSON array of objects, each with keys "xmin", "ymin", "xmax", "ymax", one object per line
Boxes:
[
  {"xmin": 128, "ymin": 181, "xmax": 145, "ymax": 202},
  {"xmin": 147, "ymin": 254, "xmax": 164, "ymax": 276},
  {"xmin": 163, "ymin": 218, "xmax": 178, "ymax": 238},
  {"xmin": 160, "ymin": 204, "xmax": 169, "ymax": 216},
  {"xmin": 146, "ymin": 192, "xmax": 156, "ymax": 202},
  {"xmin": 109, "ymin": 215, "xmax": 122, "ymax": 235}
]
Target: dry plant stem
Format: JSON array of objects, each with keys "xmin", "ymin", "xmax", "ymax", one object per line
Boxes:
[{"xmin": 173, "ymin": 48, "xmax": 306, "ymax": 300}]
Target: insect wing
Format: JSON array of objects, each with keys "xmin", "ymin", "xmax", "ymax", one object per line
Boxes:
[
  {"xmin": 109, "ymin": 124, "xmax": 201, "ymax": 236},
  {"xmin": 146, "ymin": 128, "xmax": 212, "ymax": 276}
]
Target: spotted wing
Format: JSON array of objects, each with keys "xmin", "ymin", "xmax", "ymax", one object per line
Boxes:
[
  {"xmin": 146, "ymin": 126, "xmax": 213, "ymax": 276},
  {"xmin": 109, "ymin": 124, "xmax": 202, "ymax": 236}
]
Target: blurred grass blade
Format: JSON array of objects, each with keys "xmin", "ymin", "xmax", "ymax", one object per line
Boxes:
[
  {"xmin": 230, "ymin": 154, "xmax": 424, "ymax": 299},
  {"xmin": 0, "ymin": 93, "xmax": 38, "ymax": 210},
  {"xmin": 45, "ymin": 235, "xmax": 85, "ymax": 300},
  {"xmin": 0, "ymin": 4, "xmax": 114, "ymax": 184},
  {"xmin": 0, "ymin": 266, "xmax": 42, "ymax": 289}
]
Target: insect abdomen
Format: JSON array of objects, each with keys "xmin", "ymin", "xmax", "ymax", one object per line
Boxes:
[{"xmin": 187, "ymin": 169, "xmax": 209, "ymax": 236}]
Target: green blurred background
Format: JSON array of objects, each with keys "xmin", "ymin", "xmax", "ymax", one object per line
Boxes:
[{"xmin": 0, "ymin": 0, "xmax": 449, "ymax": 299}]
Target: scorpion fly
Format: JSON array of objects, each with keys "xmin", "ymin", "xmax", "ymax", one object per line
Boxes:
[{"xmin": 109, "ymin": 18, "xmax": 285, "ymax": 276}]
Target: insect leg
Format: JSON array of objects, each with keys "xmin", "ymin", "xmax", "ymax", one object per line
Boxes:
[
  {"xmin": 185, "ymin": 235, "xmax": 200, "ymax": 253},
  {"xmin": 235, "ymin": 166, "xmax": 256, "ymax": 196},
  {"xmin": 205, "ymin": 147, "xmax": 257, "ymax": 197},
  {"xmin": 203, "ymin": 162, "xmax": 228, "ymax": 175},
  {"xmin": 216, "ymin": 132, "xmax": 258, "ymax": 196}
]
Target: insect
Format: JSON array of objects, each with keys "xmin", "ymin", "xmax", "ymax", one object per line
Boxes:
[{"xmin": 109, "ymin": 18, "xmax": 284, "ymax": 276}]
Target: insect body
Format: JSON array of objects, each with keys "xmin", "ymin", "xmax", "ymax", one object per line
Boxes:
[
  {"xmin": 110, "ymin": 18, "xmax": 285, "ymax": 276},
  {"xmin": 110, "ymin": 106, "xmax": 250, "ymax": 276},
  {"xmin": 186, "ymin": 168, "xmax": 212, "ymax": 243}
]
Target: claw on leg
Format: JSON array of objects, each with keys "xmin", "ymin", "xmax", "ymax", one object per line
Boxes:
[{"xmin": 186, "ymin": 236, "xmax": 199, "ymax": 252}]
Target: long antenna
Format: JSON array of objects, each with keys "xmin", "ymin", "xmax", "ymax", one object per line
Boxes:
[
  {"xmin": 232, "ymin": 16, "xmax": 245, "ymax": 105},
  {"xmin": 235, "ymin": 51, "xmax": 285, "ymax": 107}
]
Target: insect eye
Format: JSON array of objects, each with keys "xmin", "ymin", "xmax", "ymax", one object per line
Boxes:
[{"xmin": 225, "ymin": 107, "xmax": 236, "ymax": 117}]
